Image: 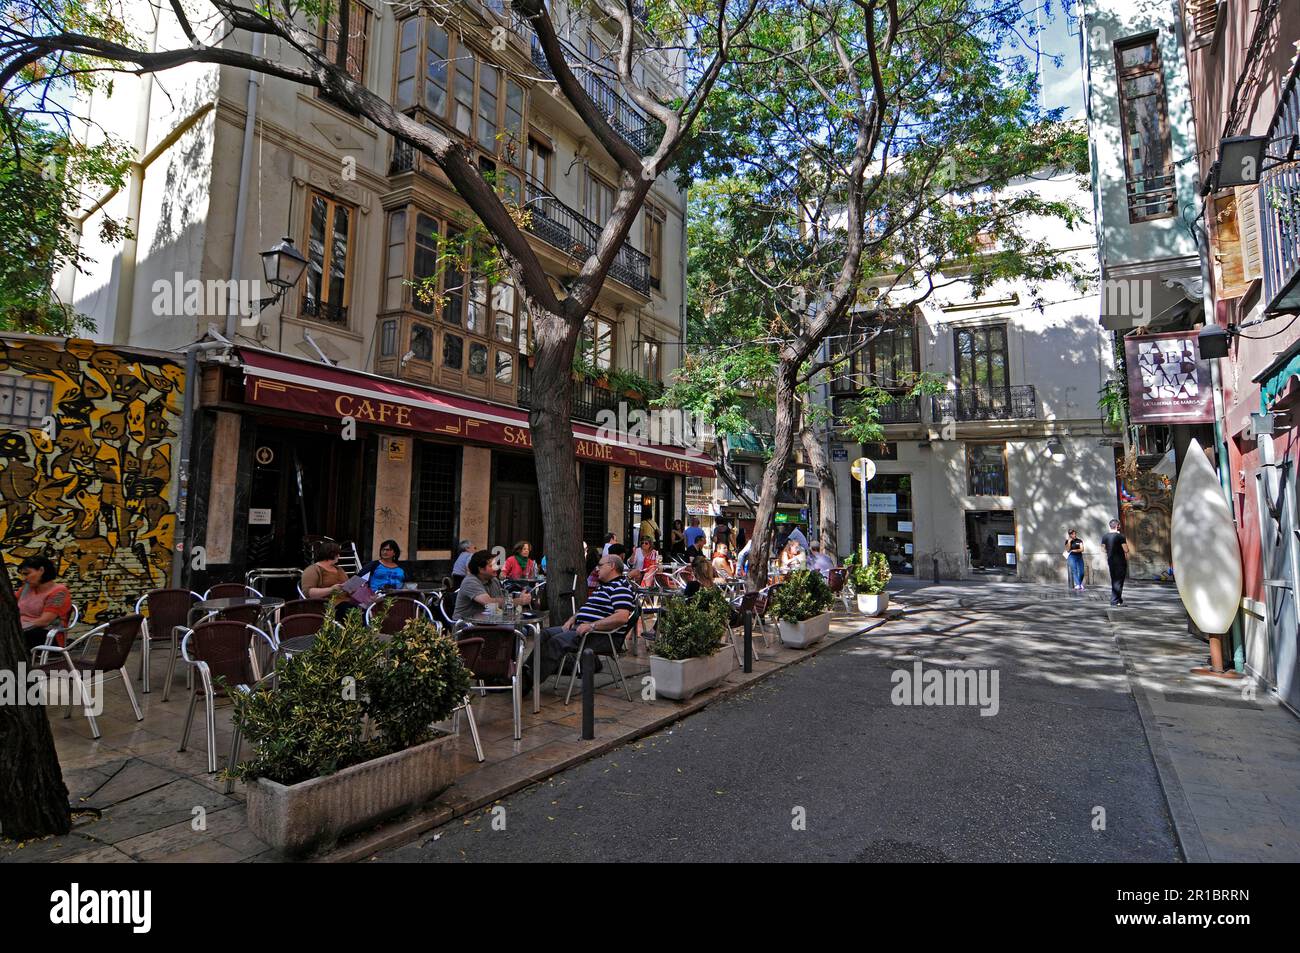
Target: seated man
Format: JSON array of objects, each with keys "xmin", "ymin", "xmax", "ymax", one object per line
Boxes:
[
  {"xmin": 526, "ymin": 554, "xmax": 634, "ymax": 689},
  {"xmin": 808, "ymin": 542, "xmax": 835, "ymax": 578},
  {"xmin": 454, "ymin": 549, "xmax": 531, "ymax": 621}
]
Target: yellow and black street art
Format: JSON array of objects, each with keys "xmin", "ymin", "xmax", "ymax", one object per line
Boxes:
[{"xmin": 0, "ymin": 336, "xmax": 183, "ymax": 622}]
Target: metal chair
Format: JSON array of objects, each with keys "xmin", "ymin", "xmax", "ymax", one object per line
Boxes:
[
  {"xmin": 31, "ymin": 614, "xmax": 145, "ymax": 739},
  {"xmin": 434, "ymin": 587, "xmax": 458, "ymax": 631},
  {"xmin": 134, "ymin": 588, "xmax": 202, "ymax": 694},
  {"xmin": 456, "ymin": 625, "xmax": 525, "ymax": 742},
  {"xmin": 727, "ymin": 591, "xmax": 762, "ymax": 665},
  {"xmin": 336, "ymin": 541, "xmax": 363, "ymax": 576},
  {"xmin": 365, "ymin": 596, "xmax": 435, "ymax": 635},
  {"xmin": 32, "ymin": 602, "xmax": 82, "ymax": 663},
  {"xmin": 278, "ymin": 598, "xmax": 327, "ymax": 618},
  {"xmin": 176, "ymin": 620, "xmax": 274, "ymax": 783},
  {"xmin": 204, "ymin": 582, "xmax": 263, "ymax": 599},
  {"xmin": 828, "ymin": 568, "xmax": 852, "ymax": 612},
  {"xmin": 555, "ymin": 605, "xmax": 640, "ymax": 704},
  {"xmin": 272, "ymin": 612, "xmax": 329, "ymax": 650}
]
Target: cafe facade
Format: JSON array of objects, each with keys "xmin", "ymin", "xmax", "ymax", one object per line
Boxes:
[{"xmin": 182, "ymin": 346, "xmax": 712, "ymax": 591}]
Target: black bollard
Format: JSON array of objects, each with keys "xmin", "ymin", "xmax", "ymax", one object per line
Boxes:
[
  {"xmin": 933, "ymin": 556, "xmax": 941, "ymax": 584},
  {"xmin": 743, "ymin": 611, "xmax": 753, "ymax": 674},
  {"xmin": 580, "ymin": 648, "xmax": 595, "ymax": 740}
]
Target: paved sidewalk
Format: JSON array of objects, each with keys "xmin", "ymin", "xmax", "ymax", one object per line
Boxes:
[
  {"xmin": 0, "ymin": 608, "xmax": 883, "ymax": 863},
  {"xmin": 897, "ymin": 579, "xmax": 1300, "ymax": 863}
]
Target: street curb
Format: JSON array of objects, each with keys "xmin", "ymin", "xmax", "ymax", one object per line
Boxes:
[
  {"xmin": 321, "ymin": 614, "xmax": 893, "ymax": 863},
  {"xmin": 1110, "ymin": 626, "xmax": 1210, "ymax": 864}
]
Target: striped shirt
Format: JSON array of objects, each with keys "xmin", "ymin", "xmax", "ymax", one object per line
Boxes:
[{"xmin": 576, "ymin": 576, "xmax": 636, "ymax": 626}]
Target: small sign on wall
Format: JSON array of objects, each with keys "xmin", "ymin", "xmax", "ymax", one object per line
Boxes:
[
  {"xmin": 897, "ymin": 520, "xmax": 913, "ymax": 533},
  {"xmin": 387, "ymin": 438, "xmax": 407, "ymax": 462},
  {"xmin": 997, "ymin": 534, "xmax": 1015, "ymax": 547},
  {"xmin": 249, "ymin": 508, "xmax": 272, "ymax": 525},
  {"xmin": 1005, "ymin": 553, "xmax": 1016, "ymax": 566}
]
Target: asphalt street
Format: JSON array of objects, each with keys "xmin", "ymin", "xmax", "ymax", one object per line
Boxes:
[{"xmin": 375, "ymin": 586, "xmax": 1181, "ymax": 862}]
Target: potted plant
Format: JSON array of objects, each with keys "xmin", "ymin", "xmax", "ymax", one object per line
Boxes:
[
  {"xmin": 851, "ymin": 551, "xmax": 892, "ymax": 616},
  {"xmin": 770, "ymin": 569, "xmax": 835, "ymax": 648},
  {"xmin": 648, "ymin": 587, "xmax": 736, "ymax": 700},
  {"xmin": 228, "ymin": 609, "xmax": 471, "ymax": 856}
]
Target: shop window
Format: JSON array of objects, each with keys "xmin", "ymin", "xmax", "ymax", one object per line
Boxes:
[
  {"xmin": 583, "ymin": 464, "xmax": 609, "ymax": 543},
  {"xmin": 303, "ymin": 189, "xmax": 354, "ymax": 326},
  {"xmin": 967, "ymin": 443, "xmax": 1008, "ymax": 496},
  {"xmin": 415, "ymin": 444, "xmax": 460, "ymax": 551}
]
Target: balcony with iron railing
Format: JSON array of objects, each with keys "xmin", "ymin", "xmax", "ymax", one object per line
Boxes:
[
  {"xmin": 516, "ymin": 360, "xmax": 638, "ymax": 424},
  {"xmin": 831, "ymin": 393, "xmax": 922, "ymax": 428},
  {"xmin": 1126, "ymin": 172, "xmax": 1177, "ymax": 221},
  {"xmin": 931, "ymin": 385, "xmax": 1038, "ymax": 422},
  {"xmin": 512, "ymin": 17, "xmax": 658, "ymax": 155},
  {"xmin": 522, "ymin": 175, "xmax": 650, "ymax": 295},
  {"xmin": 1261, "ymin": 57, "xmax": 1300, "ymax": 312}
]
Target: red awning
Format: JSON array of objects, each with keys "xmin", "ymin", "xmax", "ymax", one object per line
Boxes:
[{"xmin": 237, "ymin": 348, "xmax": 714, "ymax": 478}]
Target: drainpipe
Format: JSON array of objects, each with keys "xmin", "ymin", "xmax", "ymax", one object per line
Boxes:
[
  {"xmin": 110, "ymin": 8, "xmax": 161, "ymax": 345},
  {"xmin": 227, "ymin": 33, "xmax": 265, "ymax": 338}
]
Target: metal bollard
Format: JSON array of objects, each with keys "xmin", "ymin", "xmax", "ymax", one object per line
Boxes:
[
  {"xmin": 743, "ymin": 612, "xmax": 753, "ymax": 674},
  {"xmin": 933, "ymin": 557, "xmax": 941, "ymax": 584},
  {"xmin": 580, "ymin": 648, "xmax": 595, "ymax": 740}
]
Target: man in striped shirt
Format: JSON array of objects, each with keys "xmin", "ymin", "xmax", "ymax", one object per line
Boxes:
[{"xmin": 524, "ymin": 554, "xmax": 636, "ymax": 689}]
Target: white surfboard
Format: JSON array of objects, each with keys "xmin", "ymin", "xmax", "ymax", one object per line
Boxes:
[{"xmin": 1171, "ymin": 438, "xmax": 1243, "ymax": 634}]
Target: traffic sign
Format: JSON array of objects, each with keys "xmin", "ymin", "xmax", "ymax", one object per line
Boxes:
[{"xmin": 851, "ymin": 457, "xmax": 876, "ymax": 482}]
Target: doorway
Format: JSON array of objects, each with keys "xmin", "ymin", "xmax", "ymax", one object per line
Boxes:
[
  {"xmin": 965, "ymin": 510, "xmax": 1017, "ymax": 575},
  {"xmin": 492, "ymin": 452, "xmax": 543, "ymax": 554},
  {"xmin": 625, "ymin": 473, "xmax": 673, "ymax": 548}
]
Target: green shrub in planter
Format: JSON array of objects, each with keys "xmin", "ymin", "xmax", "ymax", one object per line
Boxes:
[
  {"xmin": 652, "ymin": 587, "xmax": 730, "ymax": 660},
  {"xmin": 226, "ymin": 609, "xmax": 470, "ymax": 786},
  {"xmin": 769, "ymin": 569, "xmax": 835, "ymax": 622},
  {"xmin": 850, "ymin": 551, "xmax": 892, "ymax": 595}
]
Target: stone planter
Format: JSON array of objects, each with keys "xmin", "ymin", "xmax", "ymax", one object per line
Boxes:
[
  {"xmin": 245, "ymin": 732, "xmax": 456, "ymax": 856},
  {"xmin": 650, "ymin": 649, "xmax": 737, "ymax": 701},
  {"xmin": 857, "ymin": 591, "xmax": 889, "ymax": 616},
  {"xmin": 777, "ymin": 611, "xmax": 833, "ymax": 648}
]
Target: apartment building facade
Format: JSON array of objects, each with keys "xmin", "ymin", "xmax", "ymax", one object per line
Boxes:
[
  {"xmin": 819, "ymin": 171, "xmax": 1121, "ymax": 585},
  {"xmin": 60, "ymin": 1, "xmax": 706, "ymax": 585}
]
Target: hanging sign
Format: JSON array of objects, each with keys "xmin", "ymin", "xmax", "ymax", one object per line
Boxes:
[{"xmin": 1124, "ymin": 331, "xmax": 1215, "ymax": 424}]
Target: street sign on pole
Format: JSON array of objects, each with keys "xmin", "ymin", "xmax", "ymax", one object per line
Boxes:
[{"xmin": 852, "ymin": 457, "xmax": 874, "ymax": 559}]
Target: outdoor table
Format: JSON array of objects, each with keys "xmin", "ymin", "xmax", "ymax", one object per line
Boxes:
[
  {"xmin": 277, "ymin": 633, "xmax": 317, "ymax": 657},
  {"xmin": 192, "ymin": 596, "xmax": 285, "ymax": 630}
]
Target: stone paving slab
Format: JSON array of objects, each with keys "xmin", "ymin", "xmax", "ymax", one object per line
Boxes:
[{"xmin": 1, "ymin": 611, "xmax": 884, "ymax": 863}]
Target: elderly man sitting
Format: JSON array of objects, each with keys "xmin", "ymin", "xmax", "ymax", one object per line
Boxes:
[{"xmin": 522, "ymin": 553, "xmax": 635, "ymax": 691}]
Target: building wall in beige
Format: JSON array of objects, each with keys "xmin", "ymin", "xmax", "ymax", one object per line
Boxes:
[
  {"xmin": 204, "ymin": 411, "xmax": 242, "ymax": 564},
  {"xmin": 456, "ymin": 446, "xmax": 494, "ymax": 558},
  {"xmin": 372, "ymin": 435, "xmax": 413, "ymax": 555}
]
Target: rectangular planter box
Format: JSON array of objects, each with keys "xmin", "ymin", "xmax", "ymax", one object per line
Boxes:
[
  {"xmin": 778, "ymin": 611, "xmax": 833, "ymax": 648},
  {"xmin": 857, "ymin": 592, "xmax": 890, "ymax": 616},
  {"xmin": 245, "ymin": 732, "xmax": 457, "ymax": 857},
  {"xmin": 650, "ymin": 648, "xmax": 737, "ymax": 701}
]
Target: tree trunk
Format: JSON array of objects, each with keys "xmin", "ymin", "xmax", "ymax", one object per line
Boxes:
[
  {"xmin": 0, "ymin": 582, "xmax": 71, "ymax": 839},
  {"xmin": 746, "ymin": 362, "xmax": 801, "ymax": 592},
  {"xmin": 800, "ymin": 421, "xmax": 837, "ymax": 559},
  {"xmin": 528, "ymin": 307, "xmax": 586, "ymax": 625}
]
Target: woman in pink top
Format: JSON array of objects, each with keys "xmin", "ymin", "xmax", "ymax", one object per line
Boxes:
[
  {"xmin": 502, "ymin": 540, "xmax": 539, "ymax": 579},
  {"xmin": 15, "ymin": 555, "xmax": 72, "ymax": 652}
]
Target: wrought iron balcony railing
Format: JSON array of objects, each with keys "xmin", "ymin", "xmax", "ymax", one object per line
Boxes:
[
  {"xmin": 517, "ymin": 361, "xmax": 631, "ymax": 424},
  {"xmin": 514, "ymin": 20, "xmax": 657, "ymax": 155},
  {"xmin": 931, "ymin": 385, "xmax": 1037, "ymax": 422},
  {"xmin": 523, "ymin": 176, "xmax": 650, "ymax": 295},
  {"xmin": 831, "ymin": 393, "xmax": 921, "ymax": 427},
  {"xmin": 1126, "ymin": 172, "xmax": 1177, "ymax": 221}
]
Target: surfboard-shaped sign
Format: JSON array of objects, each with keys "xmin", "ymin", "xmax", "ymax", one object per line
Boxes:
[{"xmin": 1171, "ymin": 438, "xmax": 1243, "ymax": 634}]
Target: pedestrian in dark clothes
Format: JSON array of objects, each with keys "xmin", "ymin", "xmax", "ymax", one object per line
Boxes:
[{"xmin": 1101, "ymin": 519, "xmax": 1129, "ymax": 606}]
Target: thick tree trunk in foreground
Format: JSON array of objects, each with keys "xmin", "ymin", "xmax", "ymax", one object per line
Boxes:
[
  {"xmin": 529, "ymin": 308, "xmax": 586, "ymax": 625},
  {"xmin": 0, "ymin": 582, "xmax": 71, "ymax": 839},
  {"xmin": 801, "ymin": 421, "xmax": 838, "ymax": 559},
  {"xmin": 747, "ymin": 363, "xmax": 801, "ymax": 592}
]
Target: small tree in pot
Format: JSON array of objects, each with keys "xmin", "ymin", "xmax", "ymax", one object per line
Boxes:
[
  {"xmin": 850, "ymin": 552, "xmax": 893, "ymax": 616},
  {"xmin": 649, "ymin": 588, "xmax": 735, "ymax": 701},
  {"xmin": 769, "ymin": 570, "xmax": 835, "ymax": 648}
]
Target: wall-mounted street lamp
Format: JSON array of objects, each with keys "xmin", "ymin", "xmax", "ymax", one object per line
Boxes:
[
  {"xmin": 1197, "ymin": 323, "xmax": 1231, "ymax": 359},
  {"xmin": 256, "ymin": 237, "xmax": 309, "ymax": 312},
  {"xmin": 1211, "ymin": 133, "xmax": 1298, "ymax": 190}
]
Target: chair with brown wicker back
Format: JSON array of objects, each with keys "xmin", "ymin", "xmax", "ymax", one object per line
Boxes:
[
  {"xmin": 279, "ymin": 598, "xmax": 327, "ymax": 619},
  {"xmin": 134, "ymin": 588, "xmax": 202, "ymax": 694},
  {"xmin": 32, "ymin": 614, "xmax": 145, "ymax": 739},
  {"xmin": 364, "ymin": 597, "xmax": 435, "ymax": 636},
  {"xmin": 176, "ymin": 620, "xmax": 274, "ymax": 787},
  {"xmin": 456, "ymin": 624, "xmax": 525, "ymax": 742},
  {"xmin": 204, "ymin": 582, "xmax": 263, "ymax": 599}
]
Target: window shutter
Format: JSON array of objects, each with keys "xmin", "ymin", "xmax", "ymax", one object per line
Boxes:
[
  {"xmin": 1186, "ymin": 0, "xmax": 1220, "ymax": 39},
  {"xmin": 1235, "ymin": 185, "xmax": 1263, "ymax": 282}
]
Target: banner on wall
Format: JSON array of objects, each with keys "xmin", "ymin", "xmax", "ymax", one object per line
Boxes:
[{"xmin": 1124, "ymin": 331, "xmax": 1215, "ymax": 424}]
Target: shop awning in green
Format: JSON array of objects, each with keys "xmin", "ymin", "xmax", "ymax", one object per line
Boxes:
[
  {"xmin": 1255, "ymin": 336, "xmax": 1300, "ymax": 411},
  {"xmin": 727, "ymin": 432, "xmax": 772, "ymax": 455}
]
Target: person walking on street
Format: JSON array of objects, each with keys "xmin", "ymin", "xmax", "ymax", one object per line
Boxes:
[
  {"xmin": 1101, "ymin": 519, "xmax": 1129, "ymax": 606},
  {"xmin": 1063, "ymin": 529, "xmax": 1085, "ymax": 591}
]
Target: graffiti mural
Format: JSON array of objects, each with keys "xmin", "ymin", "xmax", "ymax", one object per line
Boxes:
[{"xmin": 0, "ymin": 337, "xmax": 183, "ymax": 622}]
